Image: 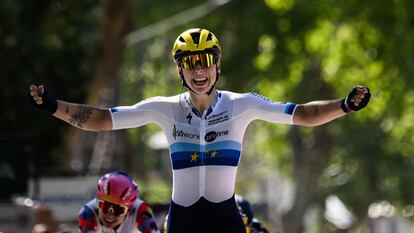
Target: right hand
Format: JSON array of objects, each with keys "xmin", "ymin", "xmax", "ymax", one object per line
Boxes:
[
  {"xmin": 28, "ymin": 85, "xmax": 58, "ymax": 114},
  {"xmin": 29, "ymin": 85, "xmax": 45, "ymax": 105}
]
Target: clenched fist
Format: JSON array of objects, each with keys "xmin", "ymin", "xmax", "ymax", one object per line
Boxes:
[
  {"xmin": 341, "ymin": 86, "xmax": 371, "ymax": 112},
  {"xmin": 28, "ymin": 85, "xmax": 58, "ymax": 114}
]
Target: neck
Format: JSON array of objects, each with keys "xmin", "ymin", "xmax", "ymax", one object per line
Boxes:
[{"xmin": 188, "ymin": 89, "xmax": 217, "ymax": 114}]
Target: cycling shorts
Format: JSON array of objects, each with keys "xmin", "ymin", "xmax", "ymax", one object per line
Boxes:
[{"xmin": 166, "ymin": 195, "xmax": 246, "ymax": 233}]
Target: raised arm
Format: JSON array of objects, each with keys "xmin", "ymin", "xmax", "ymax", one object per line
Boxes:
[
  {"xmin": 293, "ymin": 86, "xmax": 370, "ymax": 126},
  {"xmin": 28, "ymin": 85, "xmax": 112, "ymax": 131}
]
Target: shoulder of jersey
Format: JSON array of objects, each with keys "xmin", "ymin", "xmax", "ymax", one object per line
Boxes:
[
  {"xmin": 221, "ymin": 91, "xmax": 270, "ymax": 102},
  {"xmin": 137, "ymin": 94, "xmax": 180, "ymax": 104},
  {"xmin": 219, "ymin": 90, "xmax": 244, "ymax": 100}
]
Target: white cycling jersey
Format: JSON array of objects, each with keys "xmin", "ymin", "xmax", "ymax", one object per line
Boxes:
[{"xmin": 110, "ymin": 91, "xmax": 297, "ymax": 207}]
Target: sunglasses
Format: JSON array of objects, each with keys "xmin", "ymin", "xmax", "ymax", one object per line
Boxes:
[
  {"xmin": 98, "ymin": 199, "xmax": 129, "ymax": 216},
  {"xmin": 181, "ymin": 53, "xmax": 216, "ymax": 70}
]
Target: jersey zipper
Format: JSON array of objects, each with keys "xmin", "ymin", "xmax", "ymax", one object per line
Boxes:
[{"xmin": 199, "ymin": 109, "xmax": 207, "ymax": 197}]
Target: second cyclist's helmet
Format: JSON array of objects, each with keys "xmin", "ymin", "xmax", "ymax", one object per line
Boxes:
[
  {"xmin": 97, "ymin": 171, "xmax": 139, "ymax": 206},
  {"xmin": 235, "ymin": 195, "xmax": 254, "ymax": 225},
  {"xmin": 172, "ymin": 28, "xmax": 221, "ymax": 64}
]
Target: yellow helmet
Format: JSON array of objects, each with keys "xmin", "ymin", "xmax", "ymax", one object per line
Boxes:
[{"xmin": 172, "ymin": 28, "xmax": 221, "ymax": 64}]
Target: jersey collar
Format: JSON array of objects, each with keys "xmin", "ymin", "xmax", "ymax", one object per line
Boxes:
[{"xmin": 184, "ymin": 91, "xmax": 222, "ymax": 118}]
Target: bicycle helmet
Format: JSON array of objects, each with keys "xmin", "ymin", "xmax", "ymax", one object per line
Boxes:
[
  {"xmin": 172, "ymin": 28, "xmax": 221, "ymax": 64},
  {"xmin": 235, "ymin": 195, "xmax": 254, "ymax": 225},
  {"xmin": 172, "ymin": 28, "xmax": 222, "ymax": 95},
  {"xmin": 97, "ymin": 171, "xmax": 139, "ymax": 206}
]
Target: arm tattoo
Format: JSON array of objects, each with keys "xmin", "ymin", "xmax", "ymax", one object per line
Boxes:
[{"xmin": 68, "ymin": 106, "xmax": 93, "ymax": 128}]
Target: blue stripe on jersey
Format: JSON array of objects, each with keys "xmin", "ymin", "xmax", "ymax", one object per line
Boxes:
[
  {"xmin": 284, "ymin": 103, "xmax": 297, "ymax": 115},
  {"xmin": 170, "ymin": 141, "xmax": 242, "ymax": 154},
  {"xmin": 170, "ymin": 142, "xmax": 200, "ymax": 153},
  {"xmin": 171, "ymin": 149, "xmax": 241, "ymax": 170},
  {"xmin": 110, "ymin": 107, "xmax": 119, "ymax": 113},
  {"xmin": 206, "ymin": 140, "xmax": 242, "ymax": 151}
]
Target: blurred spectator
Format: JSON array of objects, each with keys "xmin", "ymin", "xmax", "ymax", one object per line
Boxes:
[
  {"xmin": 55, "ymin": 224, "xmax": 70, "ymax": 233},
  {"xmin": 31, "ymin": 223, "xmax": 50, "ymax": 233}
]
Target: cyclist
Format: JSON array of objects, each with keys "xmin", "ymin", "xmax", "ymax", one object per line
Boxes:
[
  {"xmin": 29, "ymin": 28, "xmax": 370, "ymax": 233},
  {"xmin": 78, "ymin": 171, "xmax": 159, "ymax": 233},
  {"xmin": 235, "ymin": 195, "xmax": 269, "ymax": 233}
]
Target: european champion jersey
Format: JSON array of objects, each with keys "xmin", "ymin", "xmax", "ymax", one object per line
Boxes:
[{"xmin": 110, "ymin": 91, "xmax": 297, "ymax": 207}]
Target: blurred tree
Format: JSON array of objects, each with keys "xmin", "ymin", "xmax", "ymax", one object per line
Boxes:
[
  {"xmin": 123, "ymin": 0, "xmax": 414, "ymax": 232},
  {"xmin": 62, "ymin": 0, "xmax": 132, "ymax": 176},
  {"xmin": 242, "ymin": 0, "xmax": 414, "ymax": 232},
  {"xmin": 0, "ymin": 0, "xmax": 98, "ymax": 199},
  {"xmin": 105, "ymin": 0, "xmax": 412, "ymax": 232}
]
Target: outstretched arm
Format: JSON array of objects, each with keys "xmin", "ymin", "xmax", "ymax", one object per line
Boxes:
[
  {"xmin": 293, "ymin": 86, "xmax": 370, "ymax": 126},
  {"xmin": 54, "ymin": 100, "xmax": 112, "ymax": 131},
  {"xmin": 293, "ymin": 99, "xmax": 344, "ymax": 126},
  {"xmin": 29, "ymin": 85, "xmax": 112, "ymax": 131}
]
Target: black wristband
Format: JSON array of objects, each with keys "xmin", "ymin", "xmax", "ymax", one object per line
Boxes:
[
  {"xmin": 27, "ymin": 87, "xmax": 58, "ymax": 114},
  {"xmin": 344, "ymin": 86, "xmax": 371, "ymax": 112},
  {"xmin": 45, "ymin": 98, "xmax": 58, "ymax": 114},
  {"xmin": 341, "ymin": 98, "xmax": 352, "ymax": 113}
]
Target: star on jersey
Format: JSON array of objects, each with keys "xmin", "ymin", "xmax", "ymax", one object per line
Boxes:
[
  {"xmin": 210, "ymin": 151, "xmax": 217, "ymax": 158},
  {"xmin": 190, "ymin": 153, "xmax": 199, "ymax": 162},
  {"xmin": 205, "ymin": 150, "xmax": 218, "ymax": 158},
  {"xmin": 189, "ymin": 151, "xmax": 218, "ymax": 162}
]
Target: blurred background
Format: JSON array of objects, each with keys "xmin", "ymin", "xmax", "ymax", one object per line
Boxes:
[{"xmin": 2, "ymin": 0, "xmax": 414, "ymax": 232}]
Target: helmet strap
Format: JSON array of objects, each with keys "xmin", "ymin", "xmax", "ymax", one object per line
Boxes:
[
  {"xmin": 179, "ymin": 70, "xmax": 199, "ymax": 95},
  {"xmin": 204, "ymin": 66, "xmax": 219, "ymax": 95}
]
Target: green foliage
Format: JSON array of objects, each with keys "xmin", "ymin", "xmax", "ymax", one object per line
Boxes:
[
  {"xmin": 122, "ymin": 0, "xmax": 414, "ymax": 230},
  {"xmin": 0, "ymin": 0, "xmax": 99, "ymax": 199},
  {"xmin": 139, "ymin": 178, "xmax": 171, "ymax": 204}
]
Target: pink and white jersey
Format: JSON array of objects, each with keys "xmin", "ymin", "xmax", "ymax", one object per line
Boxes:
[
  {"xmin": 78, "ymin": 198, "xmax": 159, "ymax": 233},
  {"xmin": 110, "ymin": 91, "xmax": 297, "ymax": 207}
]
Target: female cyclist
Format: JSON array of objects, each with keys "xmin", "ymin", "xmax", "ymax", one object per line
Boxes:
[
  {"xmin": 29, "ymin": 28, "xmax": 370, "ymax": 233},
  {"xmin": 78, "ymin": 171, "xmax": 159, "ymax": 233}
]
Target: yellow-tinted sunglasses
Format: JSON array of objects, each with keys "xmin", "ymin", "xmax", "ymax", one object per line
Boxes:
[{"xmin": 181, "ymin": 53, "xmax": 216, "ymax": 70}]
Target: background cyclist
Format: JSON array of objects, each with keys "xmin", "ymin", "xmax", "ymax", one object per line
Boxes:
[
  {"xmin": 78, "ymin": 171, "xmax": 159, "ymax": 233},
  {"xmin": 235, "ymin": 195, "xmax": 269, "ymax": 233}
]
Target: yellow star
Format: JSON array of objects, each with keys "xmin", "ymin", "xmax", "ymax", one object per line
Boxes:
[
  {"xmin": 190, "ymin": 153, "xmax": 199, "ymax": 162},
  {"xmin": 210, "ymin": 151, "xmax": 217, "ymax": 158}
]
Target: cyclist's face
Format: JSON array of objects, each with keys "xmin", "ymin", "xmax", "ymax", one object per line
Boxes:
[
  {"xmin": 179, "ymin": 61, "xmax": 220, "ymax": 95},
  {"xmin": 98, "ymin": 200, "xmax": 129, "ymax": 228}
]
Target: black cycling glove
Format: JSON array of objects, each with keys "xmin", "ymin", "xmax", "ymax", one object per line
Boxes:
[
  {"xmin": 27, "ymin": 86, "xmax": 58, "ymax": 114},
  {"xmin": 341, "ymin": 86, "xmax": 371, "ymax": 113}
]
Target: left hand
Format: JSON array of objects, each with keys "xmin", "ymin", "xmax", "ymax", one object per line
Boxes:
[{"xmin": 341, "ymin": 86, "xmax": 371, "ymax": 112}]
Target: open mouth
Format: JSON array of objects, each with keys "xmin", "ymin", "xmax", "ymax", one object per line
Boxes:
[
  {"xmin": 192, "ymin": 77, "xmax": 208, "ymax": 86},
  {"xmin": 104, "ymin": 217, "xmax": 116, "ymax": 224}
]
